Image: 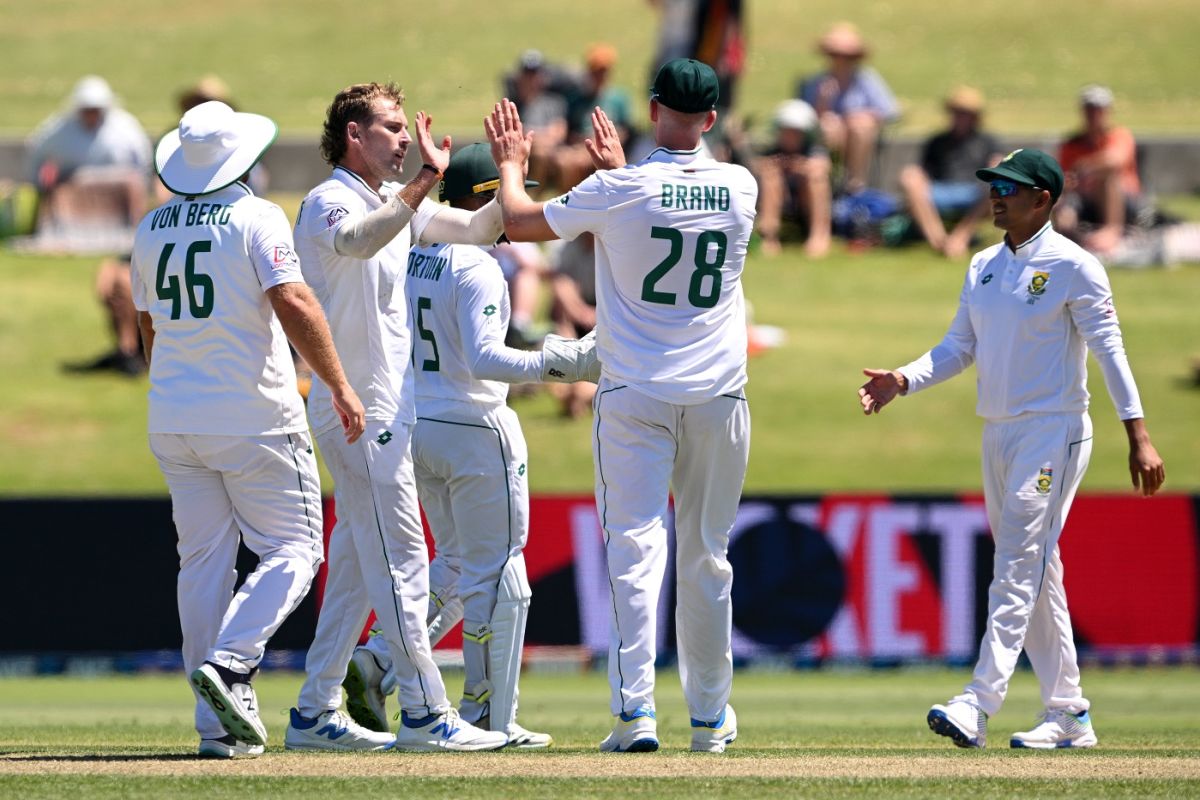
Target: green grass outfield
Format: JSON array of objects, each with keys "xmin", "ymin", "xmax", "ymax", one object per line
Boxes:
[
  {"xmin": 2, "ymin": 236, "xmax": 1198, "ymax": 495},
  {"xmin": 1, "ymin": 667, "xmax": 1199, "ymax": 798},
  {"xmin": 2, "ymin": 0, "xmax": 1199, "ymax": 137}
]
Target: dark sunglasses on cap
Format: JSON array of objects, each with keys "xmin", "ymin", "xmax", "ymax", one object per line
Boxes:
[{"xmin": 990, "ymin": 178, "xmax": 1042, "ymax": 197}]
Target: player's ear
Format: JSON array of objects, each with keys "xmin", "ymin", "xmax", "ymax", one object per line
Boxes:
[
  {"xmin": 701, "ymin": 109, "xmax": 718, "ymax": 133},
  {"xmin": 648, "ymin": 98, "xmax": 659, "ymax": 123},
  {"xmin": 347, "ymin": 121, "xmax": 361, "ymax": 142}
]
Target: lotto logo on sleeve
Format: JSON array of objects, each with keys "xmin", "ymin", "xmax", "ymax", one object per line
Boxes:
[
  {"xmin": 272, "ymin": 244, "xmax": 298, "ymax": 269},
  {"xmin": 326, "ymin": 207, "xmax": 348, "ymax": 229}
]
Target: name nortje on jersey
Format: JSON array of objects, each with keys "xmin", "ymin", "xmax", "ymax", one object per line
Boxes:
[
  {"xmin": 660, "ymin": 183, "xmax": 731, "ymax": 211},
  {"xmin": 150, "ymin": 202, "xmax": 234, "ymax": 230}
]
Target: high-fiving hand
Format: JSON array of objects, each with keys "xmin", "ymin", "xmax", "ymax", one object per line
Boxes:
[
  {"xmin": 484, "ymin": 98, "xmax": 534, "ymax": 170},
  {"xmin": 585, "ymin": 107, "xmax": 626, "ymax": 171},
  {"xmin": 413, "ymin": 110, "xmax": 451, "ymax": 175}
]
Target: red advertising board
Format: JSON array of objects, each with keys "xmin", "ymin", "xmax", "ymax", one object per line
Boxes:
[{"xmin": 314, "ymin": 494, "xmax": 1199, "ymax": 661}]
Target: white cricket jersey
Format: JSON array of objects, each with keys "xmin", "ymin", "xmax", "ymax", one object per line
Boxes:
[
  {"xmin": 294, "ymin": 167, "xmax": 441, "ymax": 433},
  {"xmin": 131, "ymin": 183, "xmax": 306, "ymax": 436},
  {"xmin": 406, "ymin": 241, "xmax": 543, "ymax": 416},
  {"xmin": 543, "ymin": 146, "xmax": 757, "ymax": 405},
  {"xmin": 899, "ymin": 222, "xmax": 1144, "ymax": 421}
]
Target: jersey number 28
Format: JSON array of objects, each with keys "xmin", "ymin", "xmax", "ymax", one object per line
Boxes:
[{"xmin": 641, "ymin": 226, "xmax": 727, "ymax": 308}]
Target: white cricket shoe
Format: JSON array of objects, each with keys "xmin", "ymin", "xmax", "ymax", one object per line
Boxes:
[
  {"xmin": 505, "ymin": 722, "xmax": 554, "ymax": 750},
  {"xmin": 190, "ymin": 663, "xmax": 267, "ymax": 747},
  {"xmin": 1011, "ymin": 709, "xmax": 1098, "ymax": 749},
  {"xmin": 284, "ymin": 708, "xmax": 395, "ymax": 751},
  {"xmin": 343, "ymin": 647, "xmax": 390, "ymax": 733},
  {"xmin": 599, "ymin": 706, "xmax": 659, "ymax": 753},
  {"xmin": 691, "ymin": 704, "xmax": 738, "ymax": 753},
  {"xmin": 197, "ymin": 734, "xmax": 264, "ymax": 758},
  {"xmin": 475, "ymin": 714, "xmax": 554, "ymax": 749},
  {"xmin": 927, "ymin": 701, "xmax": 987, "ymax": 748},
  {"xmin": 390, "ymin": 708, "xmax": 509, "ymax": 752}
]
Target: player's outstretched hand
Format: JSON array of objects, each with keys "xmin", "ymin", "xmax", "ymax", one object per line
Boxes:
[
  {"xmin": 414, "ymin": 110, "xmax": 451, "ymax": 176},
  {"xmin": 484, "ymin": 98, "xmax": 533, "ymax": 169},
  {"xmin": 332, "ymin": 384, "xmax": 366, "ymax": 444},
  {"xmin": 1129, "ymin": 439, "xmax": 1165, "ymax": 497},
  {"xmin": 585, "ymin": 107, "xmax": 626, "ymax": 171},
  {"xmin": 858, "ymin": 368, "xmax": 906, "ymax": 415}
]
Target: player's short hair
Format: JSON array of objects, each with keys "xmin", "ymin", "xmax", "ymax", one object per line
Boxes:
[{"xmin": 320, "ymin": 82, "xmax": 405, "ymax": 166}]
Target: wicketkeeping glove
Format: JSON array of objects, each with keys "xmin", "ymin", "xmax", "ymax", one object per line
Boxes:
[{"xmin": 541, "ymin": 330, "xmax": 601, "ymax": 383}]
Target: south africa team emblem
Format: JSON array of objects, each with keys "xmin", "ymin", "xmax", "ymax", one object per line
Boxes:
[
  {"xmin": 1028, "ymin": 271, "xmax": 1049, "ymax": 298},
  {"xmin": 1035, "ymin": 467, "xmax": 1053, "ymax": 495}
]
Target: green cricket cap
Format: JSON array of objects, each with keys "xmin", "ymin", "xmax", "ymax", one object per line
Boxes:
[
  {"xmin": 651, "ymin": 58, "xmax": 719, "ymax": 114},
  {"xmin": 976, "ymin": 148, "xmax": 1064, "ymax": 201},
  {"xmin": 439, "ymin": 142, "xmax": 537, "ymax": 202}
]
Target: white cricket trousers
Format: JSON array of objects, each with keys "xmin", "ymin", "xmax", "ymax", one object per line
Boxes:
[
  {"xmin": 412, "ymin": 405, "xmax": 530, "ymax": 635},
  {"xmin": 592, "ymin": 379, "xmax": 750, "ymax": 722},
  {"xmin": 297, "ymin": 420, "xmax": 450, "ymax": 718},
  {"xmin": 956, "ymin": 411, "xmax": 1093, "ymax": 717},
  {"xmin": 150, "ymin": 431, "xmax": 324, "ymax": 741}
]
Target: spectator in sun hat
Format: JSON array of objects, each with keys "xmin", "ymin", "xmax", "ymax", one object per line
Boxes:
[
  {"xmin": 795, "ymin": 22, "xmax": 899, "ymax": 194},
  {"xmin": 753, "ymin": 98, "xmax": 832, "ymax": 257},
  {"xmin": 1056, "ymin": 84, "xmax": 1149, "ymax": 255},
  {"xmin": 898, "ymin": 85, "xmax": 1003, "ymax": 258}
]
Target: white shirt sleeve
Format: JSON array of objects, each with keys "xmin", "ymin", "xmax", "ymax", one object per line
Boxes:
[
  {"xmin": 1069, "ymin": 257, "xmax": 1144, "ymax": 419},
  {"xmin": 130, "ymin": 248, "xmax": 147, "ymax": 312},
  {"xmin": 899, "ymin": 266, "xmax": 977, "ymax": 394},
  {"xmin": 332, "ymin": 193, "xmax": 416, "ymax": 259},
  {"xmin": 456, "ymin": 258, "xmax": 544, "ymax": 383},
  {"xmin": 247, "ymin": 204, "xmax": 305, "ymax": 291},
  {"xmin": 542, "ymin": 172, "xmax": 610, "ymax": 241},
  {"xmin": 416, "ymin": 199, "xmax": 504, "ymax": 247}
]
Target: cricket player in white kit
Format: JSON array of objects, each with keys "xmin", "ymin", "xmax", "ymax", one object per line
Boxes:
[
  {"xmin": 284, "ymin": 84, "xmax": 591, "ymax": 752},
  {"xmin": 486, "ymin": 59, "xmax": 756, "ymax": 753},
  {"xmin": 132, "ymin": 101, "xmax": 365, "ymax": 758},
  {"xmin": 859, "ymin": 148, "xmax": 1165, "ymax": 749},
  {"xmin": 344, "ymin": 143, "xmax": 596, "ymax": 749}
]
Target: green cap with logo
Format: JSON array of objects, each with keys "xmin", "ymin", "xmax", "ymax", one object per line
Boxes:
[
  {"xmin": 439, "ymin": 142, "xmax": 537, "ymax": 202},
  {"xmin": 976, "ymin": 148, "xmax": 1064, "ymax": 202},
  {"xmin": 651, "ymin": 58, "xmax": 719, "ymax": 114}
]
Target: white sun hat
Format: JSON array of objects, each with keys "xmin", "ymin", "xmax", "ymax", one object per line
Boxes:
[
  {"xmin": 774, "ymin": 99, "xmax": 817, "ymax": 132},
  {"xmin": 70, "ymin": 75, "xmax": 115, "ymax": 110},
  {"xmin": 156, "ymin": 101, "xmax": 277, "ymax": 196}
]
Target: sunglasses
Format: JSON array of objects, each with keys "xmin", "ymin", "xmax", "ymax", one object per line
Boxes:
[{"xmin": 990, "ymin": 179, "xmax": 1040, "ymax": 197}]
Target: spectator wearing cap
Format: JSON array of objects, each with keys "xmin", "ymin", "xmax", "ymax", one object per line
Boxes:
[
  {"xmin": 553, "ymin": 43, "xmax": 636, "ymax": 193},
  {"xmin": 795, "ymin": 22, "xmax": 899, "ymax": 194},
  {"xmin": 510, "ymin": 49, "xmax": 568, "ymax": 189},
  {"xmin": 898, "ymin": 85, "xmax": 1003, "ymax": 258},
  {"xmin": 25, "ymin": 75, "xmax": 152, "ymax": 246},
  {"xmin": 753, "ymin": 99, "xmax": 832, "ymax": 257},
  {"xmin": 1056, "ymin": 85, "xmax": 1146, "ymax": 255}
]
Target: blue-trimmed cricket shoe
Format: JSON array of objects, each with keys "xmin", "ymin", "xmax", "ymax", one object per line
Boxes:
[
  {"xmin": 690, "ymin": 704, "xmax": 738, "ymax": 753},
  {"xmin": 1011, "ymin": 709, "xmax": 1098, "ymax": 749},
  {"xmin": 599, "ymin": 705, "xmax": 659, "ymax": 753},
  {"xmin": 928, "ymin": 701, "xmax": 987, "ymax": 748}
]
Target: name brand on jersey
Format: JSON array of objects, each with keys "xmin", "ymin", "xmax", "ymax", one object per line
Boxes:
[
  {"xmin": 660, "ymin": 183, "xmax": 730, "ymax": 211},
  {"xmin": 407, "ymin": 252, "xmax": 447, "ymax": 281},
  {"xmin": 150, "ymin": 202, "xmax": 233, "ymax": 230}
]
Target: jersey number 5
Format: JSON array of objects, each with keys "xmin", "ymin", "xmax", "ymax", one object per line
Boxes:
[
  {"xmin": 414, "ymin": 296, "xmax": 440, "ymax": 372},
  {"xmin": 156, "ymin": 240, "xmax": 215, "ymax": 320},
  {"xmin": 641, "ymin": 226, "xmax": 727, "ymax": 308}
]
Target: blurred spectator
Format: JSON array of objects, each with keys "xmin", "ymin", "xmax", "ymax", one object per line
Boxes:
[
  {"xmin": 548, "ymin": 234, "xmax": 597, "ymax": 418},
  {"xmin": 490, "ymin": 240, "xmax": 552, "ymax": 349},
  {"xmin": 26, "ymin": 75, "xmax": 152, "ymax": 249},
  {"xmin": 796, "ymin": 22, "xmax": 898, "ymax": 194},
  {"xmin": 648, "ymin": 0, "xmax": 745, "ymax": 116},
  {"xmin": 898, "ymin": 86, "xmax": 1002, "ymax": 258},
  {"xmin": 753, "ymin": 99, "xmax": 832, "ymax": 258},
  {"xmin": 554, "ymin": 43, "xmax": 635, "ymax": 191},
  {"xmin": 1056, "ymin": 84, "xmax": 1148, "ymax": 255},
  {"xmin": 510, "ymin": 49, "xmax": 569, "ymax": 189}
]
